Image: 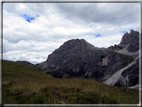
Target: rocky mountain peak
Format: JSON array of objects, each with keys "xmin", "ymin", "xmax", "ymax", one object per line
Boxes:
[
  {"xmin": 119, "ymin": 30, "xmax": 139, "ymax": 52},
  {"xmin": 62, "ymin": 39, "xmax": 86, "ymax": 47},
  {"xmin": 61, "ymin": 39, "xmax": 95, "ymax": 50},
  {"xmin": 45, "ymin": 39, "xmax": 99, "ymax": 67},
  {"xmin": 119, "ymin": 30, "xmax": 139, "ymax": 45},
  {"xmin": 130, "ymin": 29, "xmax": 138, "ymax": 34},
  {"xmin": 108, "ymin": 30, "xmax": 139, "ymax": 52},
  {"xmin": 48, "ymin": 39, "xmax": 96, "ymax": 59}
]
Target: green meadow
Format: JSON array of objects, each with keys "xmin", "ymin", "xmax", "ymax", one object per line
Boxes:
[{"xmin": 2, "ymin": 60, "xmax": 139, "ymax": 104}]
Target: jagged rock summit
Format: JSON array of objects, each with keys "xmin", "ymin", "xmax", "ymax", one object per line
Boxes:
[
  {"xmin": 109, "ymin": 30, "xmax": 139, "ymax": 52},
  {"xmin": 120, "ymin": 30, "xmax": 139, "ymax": 45}
]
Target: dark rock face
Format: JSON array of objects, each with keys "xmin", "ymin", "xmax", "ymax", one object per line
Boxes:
[
  {"xmin": 127, "ymin": 42, "xmax": 139, "ymax": 52},
  {"xmin": 120, "ymin": 30, "xmax": 139, "ymax": 45},
  {"xmin": 108, "ymin": 44, "xmax": 124, "ymax": 51},
  {"xmin": 119, "ymin": 30, "xmax": 139, "ymax": 52},
  {"xmin": 46, "ymin": 39, "xmax": 100, "ymax": 67},
  {"xmin": 121, "ymin": 57, "xmax": 139, "ymax": 87}
]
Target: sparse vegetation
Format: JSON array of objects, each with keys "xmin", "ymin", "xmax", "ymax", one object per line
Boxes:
[{"xmin": 2, "ymin": 60, "xmax": 139, "ymax": 104}]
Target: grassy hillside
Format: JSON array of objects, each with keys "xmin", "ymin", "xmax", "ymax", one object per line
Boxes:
[{"xmin": 2, "ymin": 60, "xmax": 139, "ymax": 104}]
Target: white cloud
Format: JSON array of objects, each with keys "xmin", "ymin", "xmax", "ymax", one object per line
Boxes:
[
  {"xmin": 2, "ymin": 3, "xmax": 140, "ymax": 64},
  {"xmin": 3, "ymin": 51, "xmax": 47, "ymax": 64},
  {"xmin": 3, "ymin": 39, "xmax": 64, "ymax": 64}
]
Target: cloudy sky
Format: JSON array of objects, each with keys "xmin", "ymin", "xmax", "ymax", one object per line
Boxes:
[{"xmin": 3, "ymin": 2, "xmax": 140, "ymax": 64}]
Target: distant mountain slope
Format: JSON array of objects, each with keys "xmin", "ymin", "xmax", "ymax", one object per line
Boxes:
[
  {"xmin": 33, "ymin": 30, "xmax": 140, "ymax": 88},
  {"xmin": 3, "ymin": 60, "xmax": 53, "ymax": 79},
  {"xmin": 15, "ymin": 61, "xmax": 35, "ymax": 68}
]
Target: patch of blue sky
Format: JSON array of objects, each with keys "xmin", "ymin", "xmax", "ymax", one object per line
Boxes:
[
  {"xmin": 20, "ymin": 14, "xmax": 39, "ymax": 23},
  {"xmin": 25, "ymin": 17, "xmax": 31, "ymax": 23},
  {"xmin": 85, "ymin": 33, "xmax": 102, "ymax": 37},
  {"xmin": 51, "ymin": 40, "xmax": 56, "ymax": 42},
  {"xmin": 89, "ymin": 24, "xmax": 93, "ymax": 27},
  {"xmin": 31, "ymin": 17, "xmax": 35, "ymax": 20},
  {"xmin": 96, "ymin": 34, "xmax": 101, "ymax": 37},
  {"xmin": 123, "ymin": 31, "xmax": 128, "ymax": 33}
]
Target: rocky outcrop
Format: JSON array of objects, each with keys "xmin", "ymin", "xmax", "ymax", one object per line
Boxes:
[
  {"xmin": 108, "ymin": 44, "xmax": 124, "ymax": 51},
  {"xmin": 120, "ymin": 30, "xmax": 139, "ymax": 45},
  {"xmin": 109, "ymin": 30, "xmax": 139, "ymax": 53},
  {"xmin": 119, "ymin": 30, "xmax": 139, "ymax": 52},
  {"xmin": 102, "ymin": 55, "xmax": 108, "ymax": 66}
]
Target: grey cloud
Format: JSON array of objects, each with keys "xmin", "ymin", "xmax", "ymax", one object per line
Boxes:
[
  {"xmin": 3, "ymin": 3, "xmax": 55, "ymax": 17},
  {"xmin": 3, "ymin": 3, "xmax": 140, "ymax": 26},
  {"xmin": 54, "ymin": 3, "xmax": 139, "ymax": 25}
]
